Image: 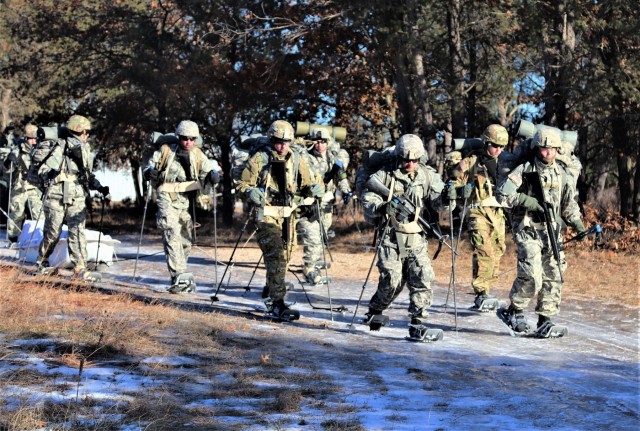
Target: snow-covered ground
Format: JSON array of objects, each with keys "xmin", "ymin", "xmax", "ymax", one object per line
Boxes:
[{"xmin": 1, "ymin": 233, "xmax": 638, "ymax": 430}]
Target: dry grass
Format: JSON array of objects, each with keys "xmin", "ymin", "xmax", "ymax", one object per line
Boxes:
[{"xmin": 0, "ymin": 264, "xmax": 362, "ymax": 430}]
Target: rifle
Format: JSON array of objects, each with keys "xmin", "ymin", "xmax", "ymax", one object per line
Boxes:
[
  {"xmin": 270, "ymin": 160, "xmax": 294, "ymax": 261},
  {"xmin": 365, "ymin": 175, "xmax": 455, "ymax": 259},
  {"xmin": 524, "ymin": 170, "xmax": 564, "ymax": 283}
]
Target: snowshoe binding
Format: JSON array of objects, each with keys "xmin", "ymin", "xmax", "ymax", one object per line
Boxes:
[
  {"xmin": 536, "ymin": 315, "xmax": 568, "ymax": 338},
  {"xmin": 303, "ymin": 269, "xmax": 331, "ymax": 286},
  {"xmin": 37, "ymin": 260, "xmax": 57, "ymax": 276},
  {"xmin": 267, "ymin": 299, "xmax": 300, "ymax": 322},
  {"xmin": 473, "ymin": 293, "xmax": 505, "ymax": 313},
  {"xmin": 364, "ymin": 309, "xmax": 389, "ymax": 331},
  {"xmin": 168, "ymin": 272, "xmax": 196, "ymax": 294},
  {"xmin": 498, "ymin": 305, "xmax": 532, "ymax": 336},
  {"xmin": 406, "ymin": 319, "xmax": 444, "ymax": 343},
  {"xmin": 74, "ymin": 269, "xmax": 102, "ymax": 283}
]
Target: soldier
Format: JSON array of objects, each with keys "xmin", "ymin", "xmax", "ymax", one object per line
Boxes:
[
  {"xmin": 449, "ymin": 124, "xmax": 510, "ymax": 311},
  {"xmin": 361, "ymin": 134, "xmax": 446, "ymax": 340},
  {"xmin": 297, "ymin": 128, "xmax": 352, "ymax": 284},
  {"xmin": 236, "ymin": 120, "xmax": 323, "ymax": 319},
  {"xmin": 35, "ymin": 115, "xmax": 110, "ymax": 279},
  {"xmin": 3, "ymin": 124, "xmax": 43, "ymax": 243},
  {"xmin": 496, "ymin": 128, "xmax": 586, "ymax": 337},
  {"xmin": 143, "ymin": 120, "xmax": 221, "ymax": 293}
]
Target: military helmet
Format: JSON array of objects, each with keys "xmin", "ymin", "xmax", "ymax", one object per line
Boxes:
[
  {"xmin": 267, "ymin": 120, "xmax": 294, "ymax": 141},
  {"xmin": 481, "ymin": 124, "xmax": 509, "ymax": 147},
  {"xmin": 175, "ymin": 120, "xmax": 200, "ymax": 138},
  {"xmin": 395, "ymin": 134, "xmax": 425, "ymax": 159},
  {"xmin": 532, "ymin": 128, "xmax": 562, "ymax": 149},
  {"xmin": 66, "ymin": 115, "xmax": 91, "ymax": 133},
  {"xmin": 311, "ymin": 128, "xmax": 331, "ymax": 142},
  {"xmin": 446, "ymin": 151, "xmax": 462, "ymax": 166},
  {"xmin": 24, "ymin": 124, "xmax": 38, "ymax": 139}
]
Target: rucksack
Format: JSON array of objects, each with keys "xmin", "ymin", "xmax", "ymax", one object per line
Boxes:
[
  {"xmin": 230, "ymin": 135, "xmax": 270, "ymax": 184},
  {"xmin": 25, "ymin": 139, "xmax": 62, "ymax": 187}
]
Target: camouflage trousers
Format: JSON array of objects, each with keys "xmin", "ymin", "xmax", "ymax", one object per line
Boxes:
[
  {"xmin": 468, "ymin": 207, "xmax": 506, "ymax": 295},
  {"xmin": 156, "ymin": 201, "xmax": 193, "ymax": 277},
  {"xmin": 368, "ymin": 231, "xmax": 434, "ymax": 322},
  {"xmin": 256, "ymin": 215, "xmax": 297, "ymax": 302},
  {"xmin": 8, "ymin": 187, "xmax": 43, "ymax": 239},
  {"xmin": 40, "ymin": 195, "xmax": 88, "ymax": 271},
  {"xmin": 510, "ymin": 226, "xmax": 567, "ymax": 317},
  {"xmin": 297, "ymin": 204, "xmax": 332, "ymax": 275}
]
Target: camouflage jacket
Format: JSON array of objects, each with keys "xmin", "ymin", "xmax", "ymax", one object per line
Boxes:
[
  {"xmin": 362, "ymin": 163, "xmax": 445, "ymax": 232},
  {"xmin": 237, "ymin": 147, "xmax": 317, "ymax": 214},
  {"xmin": 38, "ymin": 137, "xmax": 102, "ymax": 201},
  {"xmin": 450, "ymin": 151, "xmax": 509, "ymax": 207},
  {"xmin": 6, "ymin": 141, "xmax": 40, "ymax": 192},
  {"xmin": 308, "ymin": 147, "xmax": 351, "ymax": 202},
  {"xmin": 145, "ymin": 143, "xmax": 220, "ymax": 210},
  {"xmin": 497, "ymin": 157, "xmax": 582, "ymax": 233}
]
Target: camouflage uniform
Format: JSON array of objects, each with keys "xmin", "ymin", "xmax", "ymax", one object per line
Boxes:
[
  {"xmin": 297, "ymin": 135, "xmax": 351, "ymax": 282},
  {"xmin": 449, "ymin": 125, "xmax": 510, "ymax": 299},
  {"xmin": 361, "ymin": 135, "xmax": 445, "ymax": 327},
  {"xmin": 36, "ymin": 117, "xmax": 107, "ymax": 273},
  {"xmin": 497, "ymin": 132, "xmax": 584, "ymax": 321},
  {"xmin": 144, "ymin": 123, "xmax": 220, "ymax": 285},
  {"xmin": 237, "ymin": 137, "xmax": 317, "ymax": 304},
  {"xmin": 4, "ymin": 127, "xmax": 43, "ymax": 240}
]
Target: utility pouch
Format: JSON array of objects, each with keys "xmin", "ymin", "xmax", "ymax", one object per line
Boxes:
[{"xmin": 63, "ymin": 181, "xmax": 73, "ymax": 205}]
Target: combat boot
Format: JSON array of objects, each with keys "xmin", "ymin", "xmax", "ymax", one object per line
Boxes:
[{"xmin": 507, "ymin": 304, "xmax": 529, "ymax": 333}]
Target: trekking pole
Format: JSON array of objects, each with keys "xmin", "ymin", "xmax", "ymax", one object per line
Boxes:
[
  {"xmin": 445, "ymin": 192, "xmax": 469, "ymax": 307},
  {"xmin": 191, "ymin": 196, "xmax": 198, "ymax": 245},
  {"xmin": 447, "ymin": 193, "xmax": 459, "ymax": 332},
  {"xmin": 348, "ymin": 217, "xmax": 391, "ymax": 331},
  {"xmin": 247, "ymin": 253, "xmax": 264, "ymax": 295},
  {"xmin": 319, "ymin": 207, "xmax": 334, "ymax": 263},
  {"xmin": 0, "ymin": 206, "xmax": 22, "ymax": 236},
  {"xmin": 224, "ymin": 227, "xmax": 257, "ymax": 290},
  {"xmin": 94, "ymin": 194, "xmax": 106, "ymax": 271},
  {"xmin": 316, "ymin": 200, "xmax": 333, "ymax": 322},
  {"xmin": 19, "ymin": 181, "xmax": 53, "ymax": 267},
  {"xmin": 212, "ymin": 185, "xmax": 218, "ymax": 286},
  {"xmin": 210, "ymin": 207, "xmax": 255, "ymax": 302},
  {"xmin": 5, "ymin": 161, "xmax": 13, "ymax": 241},
  {"xmin": 133, "ymin": 181, "xmax": 152, "ymax": 280}
]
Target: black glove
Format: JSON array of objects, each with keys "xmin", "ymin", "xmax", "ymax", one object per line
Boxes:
[
  {"xmin": 47, "ymin": 169, "xmax": 60, "ymax": 181},
  {"xmin": 144, "ymin": 168, "xmax": 158, "ymax": 182},
  {"xmin": 3, "ymin": 154, "xmax": 15, "ymax": 169},
  {"xmin": 343, "ymin": 191, "xmax": 353, "ymax": 204},
  {"xmin": 463, "ymin": 183, "xmax": 474, "ymax": 199},
  {"xmin": 517, "ymin": 193, "xmax": 543, "ymax": 212},
  {"xmin": 98, "ymin": 186, "xmax": 110, "ymax": 197},
  {"xmin": 207, "ymin": 170, "xmax": 220, "ymax": 185}
]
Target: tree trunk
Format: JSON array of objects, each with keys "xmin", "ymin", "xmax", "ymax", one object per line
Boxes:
[
  {"xmin": 447, "ymin": 0, "xmax": 466, "ymax": 138},
  {"xmin": 130, "ymin": 160, "xmax": 142, "ymax": 208}
]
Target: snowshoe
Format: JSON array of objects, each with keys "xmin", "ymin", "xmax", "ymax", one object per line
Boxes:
[
  {"xmin": 498, "ymin": 305, "xmax": 532, "ymax": 336},
  {"xmin": 75, "ymin": 270, "xmax": 102, "ymax": 283},
  {"xmin": 473, "ymin": 293, "xmax": 505, "ymax": 313},
  {"xmin": 536, "ymin": 316, "xmax": 568, "ymax": 338},
  {"xmin": 37, "ymin": 260, "xmax": 57, "ymax": 276},
  {"xmin": 267, "ymin": 300, "xmax": 300, "ymax": 322},
  {"xmin": 168, "ymin": 272, "xmax": 196, "ymax": 294},
  {"xmin": 304, "ymin": 270, "xmax": 331, "ymax": 286},
  {"xmin": 364, "ymin": 309, "xmax": 389, "ymax": 331},
  {"xmin": 315, "ymin": 261, "xmax": 331, "ymax": 270},
  {"xmin": 406, "ymin": 320, "xmax": 444, "ymax": 343}
]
